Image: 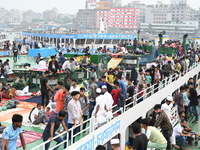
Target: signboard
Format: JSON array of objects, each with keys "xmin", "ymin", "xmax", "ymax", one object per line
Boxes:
[
  {"xmin": 22, "ymin": 32, "xmax": 137, "ymax": 40},
  {"xmin": 97, "ymin": 1, "xmax": 110, "ymax": 9},
  {"xmin": 76, "ymin": 121, "xmax": 120, "ymax": 150}
]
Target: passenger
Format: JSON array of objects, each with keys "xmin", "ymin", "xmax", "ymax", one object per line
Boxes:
[
  {"xmin": 131, "ymin": 122, "xmax": 148, "ymax": 150},
  {"xmin": 115, "ymin": 74, "xmax": 128, "ymax": 98},
  {"xmin": 88, "ymin": 77, "xmax": 98, "ymax": 117},
  {"xmin": 48, "ymin": 56, "xmax": 60, "ymax": 74},
  {"xmin": 110, "ymin": 139, "xmax": 120, "ymax": 150},
  {"xmin": 174, "ymin": 85, "xmax": 185, "ymax": 113},
  {"xmin": 54, "ymin": 81, "xmax": 65, "ymax": 112},
  {"xmin": 92, "ymin": 88, "xmax": 107, "ymax": 128},
  {"xmin": 43, "ymin": 110, "xmax": 68, "ymax": 150},
  {"xmin": 2, "ymin": 114, "xmax": 26, "ymax": 150},
  {"xmin": 101, "ymin": 85, "xmax": 113, "ymax": 119},
  {"xmin": 154, "ymin": 104, "xmax": 173, "ymax": 150},
  {"xmin": 161, "ymin": 96, "xmax": 180, "ymax": 149},
  {"xmin": 69, "ymin": 79, "xmax": 80, "ymax": 93},
  {"xmin": 141, "ymin": 118, "xmax": 167, "ymax": 150},
  {"xmin": 67, "ymin": 91, "xmax": 82, "ymax": 143},
  {"xmin": 187, "ymin": 82, "xmax": 199, "ymax": 123},
  {"xmin": 79, "ymin": 87, "xmax": 90, "ymax": 130},
  {"xmin": 37, "ymin": 57, "xmax": 47, "ymax": 70},
  {"xmin": 173, "ymin": 119, "xmax": 192, "ymax": 150},
  {"xmin": 95, "ymin": 145, "xmax": 106, "ymax": 150},
  {"xmin": 30, "ymin": 103, "xmax": 48, "ymax": 125},
  {"xmin": 45, "ymin": 107, "xmax": 56, "ymax": 120}
]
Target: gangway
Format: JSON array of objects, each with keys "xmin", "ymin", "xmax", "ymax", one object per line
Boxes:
[{"xmin": 31, "ymin": 62, "xmax": 200, "ymax": 150}]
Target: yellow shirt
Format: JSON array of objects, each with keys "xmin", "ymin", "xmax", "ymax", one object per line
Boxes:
[{"xmin": 106, "ymin": 75, "xmax": 114, "ymax": 83}]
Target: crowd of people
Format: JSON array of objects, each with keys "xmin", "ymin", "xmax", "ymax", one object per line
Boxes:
[{"xmin": 1, "ymin": 39, "xmax": 200, "ymax": 150}]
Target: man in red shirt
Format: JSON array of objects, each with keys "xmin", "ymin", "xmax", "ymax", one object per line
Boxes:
[
  {"xmin": 54, "ymin": 81, "xmax": 66, "ymax": 112},
  {"xmin": 111, "ymin": 81, "xmax": 120, "ymax": 106}
]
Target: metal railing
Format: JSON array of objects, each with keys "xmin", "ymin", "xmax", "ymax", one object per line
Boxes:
[{"xmin": 31, "ymin": 62, "xmax": 200, "ymax": 150}]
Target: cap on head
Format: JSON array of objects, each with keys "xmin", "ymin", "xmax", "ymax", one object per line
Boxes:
[
  {"xmin": 96, "ymin": 88, "xmax": 101, "ymax": 93},
  {"xmin": 101, "ymin": 85, "xmax": 107, "ymax": 89},
  {"xmin": 166, "ymin": 96, "xmax": 173, "ymax": 102},
  {"xmin": 110, "ymin": 139, "xmax": 120, "ymax": 145}
]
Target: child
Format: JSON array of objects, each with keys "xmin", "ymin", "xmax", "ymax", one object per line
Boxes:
[
  {"xmin": 45, "ymin": 107, "xmax": 55, "ymax": 120},
  {"xmin": 145, "ymin": 71, "xmax": 152, "ymax": 85}
]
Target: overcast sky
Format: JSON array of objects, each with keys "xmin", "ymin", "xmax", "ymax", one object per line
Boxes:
[{"xmin": 0, "ymin": 0, "xmax": 199, "ymax": 14}]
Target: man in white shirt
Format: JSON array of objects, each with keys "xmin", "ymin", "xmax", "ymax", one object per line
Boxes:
[
  {"xmin": 30, "ymin": 103, "xmax": 48, "ymax": 125},
  {"xmin": 92, "ymin": 88, "xmax": 107, "ymax": 128},
  {"xmin": 38, "ymin": 42, "xmax": 42, "ymax": 49},
  {"xmin": 173, "ymin": 119, "xmax": 191, "ymax": 150},
  {"xmin": 62, "ymin": 58, "xmax": 74, "ymax": 70},
  {"xmin": 62, "ymin": 58, "xmax": 74, "ymax": 77},
  {"xmin": 161, "ymin": 96, "xmax": 179, "ymax": 149},
  {"xmin": 101, "ymin": 85, "xmax": 113, "ymax": 119},
  {"xmin": 67, "ymin": 91, "xmax": 82, "ymax": 142},
  {"xmin": 38, "ymin": 57, "xmax": 47, "ymax": 70},
  {"xmin": 70, "ymin": 54, "xmax": 79, "ymax": 70},
  {"xmin": 69, "ymin": 79, "xmax": 80, "ymax": 93}
]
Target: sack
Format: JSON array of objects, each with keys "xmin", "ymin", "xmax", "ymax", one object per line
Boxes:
[
  {"xmin": 29, "ymin": 107, "xmax": 36, "ymax": 122},
  {"xmin": 117, "ymin": 88, "xmax": 126, "ymax": 107}
]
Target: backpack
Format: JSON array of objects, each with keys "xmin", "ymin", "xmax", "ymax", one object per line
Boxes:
[
  {"xmin": 29, "ymin": 107, "xmax": 36, "ymax": 122},
  {"xmin": 116, "ymin": 88, "xmax": 126, "ymax": 107}
]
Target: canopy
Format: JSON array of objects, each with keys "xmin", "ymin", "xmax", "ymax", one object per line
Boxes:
[{"xmin": 107, "ymin": 58, "xmax": 123, "ymax": 69}]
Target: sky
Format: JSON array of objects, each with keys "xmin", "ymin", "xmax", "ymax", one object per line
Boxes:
[{"xmin": 0, "ymin": 0, "xmax": 199, "ymax": 14}]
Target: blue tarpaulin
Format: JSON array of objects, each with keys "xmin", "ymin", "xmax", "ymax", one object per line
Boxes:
[{"xmin": 28, "ymin": 48, "xmax": 57, "ymax": 57}]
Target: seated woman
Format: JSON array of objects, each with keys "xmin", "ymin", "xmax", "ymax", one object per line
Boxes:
[{"xmin": 0, "ymin": 87, "xmax": 16, "ymax": 99}]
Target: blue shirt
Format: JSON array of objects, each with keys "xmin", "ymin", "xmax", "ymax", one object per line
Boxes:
[
  {"xmin": 59, "ymin": 55, "xmax": 66, "ymax": 65},
  {"xmin": 2, "ymin": 124, "xmax": 23, "ymax": 150},
  {"xmin": 118, "ymin": 79, "xmax": 128, "ymax": 98},
  {"xmin": 145, "ymin": 76, "xmax": 152, "ymax": 85},
  {"xmin": 182, "ymin": 92, "xmax": 189, "ymax": 106}
]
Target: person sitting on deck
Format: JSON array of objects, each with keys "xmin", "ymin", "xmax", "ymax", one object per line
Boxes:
[
  {"xmin": 0, "ymin": 86, "xmax": 16, "ymax": 99},
  {"xmin": 30, "ymin": 103, "xmax": 48, "ymax": 125},
  {"xmin": 38, "ymin": 57, "xmax": 47, "ymax": 70},
  {"xmin": 48, "ymin": 56, "xmax": 60, "ymax": 74}
]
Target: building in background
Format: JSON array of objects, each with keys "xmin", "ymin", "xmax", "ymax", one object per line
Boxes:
[
  {"xmin": 9, "ymin": 9, "xmax": 23, "ymax": 22},
  {"xmin": 171, "ymin": 4, "xmax": 191, "ymax": 22},
  {"xmin": 126, "ymin": 1, "xmax": 146, "ymax": 24},
  {"xmin": 109, "ymin": 8, "xmax": 139, "ymax": 29},
  {"xmin": 23, "ymin": 10, "xmax": 35, "ymax": 22},
  {"xmin": 170, "ymin": 0, "xmax": 187, "ymax": 4},
  {"xmin": 73, "ymin": 9, "xmax": 96, "ymax": 29},
  {"xmin": 145, "ymin": 2, "xmax": 172, "ymax": 24},
  {"xmin": 141, "ymin": 21, "xmax": 198, "ymax": 35},
  {"xmin": 43, "ymin": 8, "xmax": 58, "ymax": 21}
]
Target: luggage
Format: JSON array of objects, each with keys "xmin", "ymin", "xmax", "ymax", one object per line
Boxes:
[{"xmin": 8, "ymin": 100, "xmax": 19, "ymax": 105}]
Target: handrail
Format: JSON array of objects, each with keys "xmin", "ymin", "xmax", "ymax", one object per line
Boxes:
[{"xmin": 31, "ymin": 61, "xmax": 200, "ymax": 150}]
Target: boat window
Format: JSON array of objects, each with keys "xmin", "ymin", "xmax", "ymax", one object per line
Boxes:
[
  {"xmin": 75, "ymin": 39, "xmax": 85, "ymax": 44},
  {"xmin": 104, "ymin": 39, "xmax": 112, "ymax": 44},
  {"xmin": 112, "ymin": 39, "xmax": 120, "ymax": 44},
  {"xmin": 95, "ymin": 39, "xmax": 103, "ymax": 44},
  {"xmin": 86, "ymin": 39, "xmax": 94, "ymax": 44}
]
